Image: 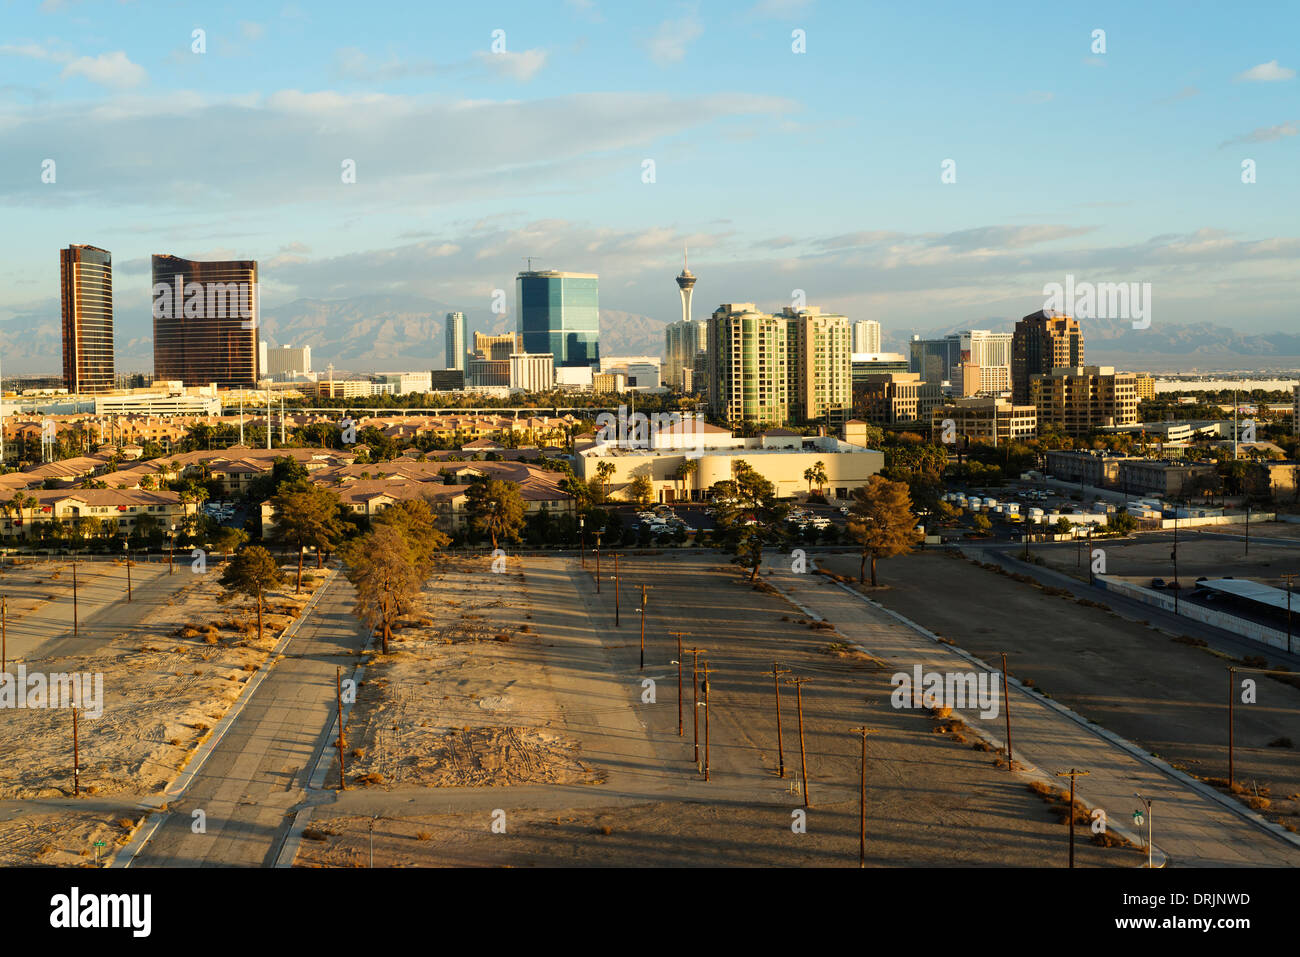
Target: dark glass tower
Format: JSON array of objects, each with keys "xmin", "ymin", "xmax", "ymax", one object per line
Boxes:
[
  {"xmin": 516, "ymin": 270, "xmax": 599, "ymax": 368},
  {"xmin": 151, "ymin": 254, "xmax": 259, "ymax": 387},
  {"xmin": 60, "ymin": 244, "xmax": 115, "ymax": 394}
]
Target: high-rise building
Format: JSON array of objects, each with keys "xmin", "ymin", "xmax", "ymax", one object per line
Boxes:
[
  {"xmin": 706, "ymin": 304, "xmax": 789, "ymax": 425},
  {"xmin": 444, "ymin": 312, "xmax": 466, "ymax": 371},
  {"xmin": 60, "ymin": 244, "xmax": 115, "ymax": 394},
  {"xmin": 1012, "ymin": 310, "xmax": 1083, "ymax": 405},
  {"xmin": 665, "ymin": 320, "xmax": 707, "ymax": 392},
  {"xmin": 909, "ymin": 335, "xmax": 963, "ymax": 385},
  {"xmin": 852, "ymin": 320, "xmax": 881, "ymax": 355},
  {"xmin": 509, "ymin": 352, "xmax": 555, "ymax": 392},
  {"xmin": 516, "ymin": 270, "xmax": 599, "ymax": 368},
  {"xmin": 1029, "ymin": 365, "xmax": 1137, "ymax": 434},
  {"xmin": 264, "ymin": 344, "xmax": 312, "ymax": 378},
  {"xmin": 152, "ymin": 255, "xmax": 259, "ymax": 388},
  {"xmin": 784, "ymin": 307, "xmax": 852, "ymax": 424}
]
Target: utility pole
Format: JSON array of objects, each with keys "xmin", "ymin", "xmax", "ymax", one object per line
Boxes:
[
  {"xmin": 788, "ymin": 676, "xmax": 813, "ymax": 807},
  {"xmin": 1, "ymin": 595, "xmax": 6, "ymax": 673},
  {"xmin": 1054, "ymin": 768, "xmax": 1090, "ymax": 868},
  {"xmin": 638, "ymin": 585, "xmax": 649, "ymax": 670},
  {"xmin": 849, "ymin": 726, "xmax": 878, "ymax": 868},
  {"xmin": 764, "ymin": 661, "xmax": 791, "ymax": 777},
  {"xmin": 613, "ymin": 551, "xmax": 620, "ymax": 626},
  {"xmin": 72, "ymin": 554, "xmax": 78, "ymax": 639},
  {"xmin": 1000, "ymin": 653, "xmax": 1013, "ymax": 769},
  {"xmin": 1228, "ymin": 666, "xmax": 1235, "ymax": 789},
  {"xmin": 1282, "ymin": 572, "xmax": 1296, "ymax": 655},
  {"xmin": 1244, "ymin": 502, "xmax": 1250, "ymax": 557},
  {"xmin": 668, "ymin": 632, "xmax": 690, "ymax": 736},
  {"xmin": 684, "ymin": 647, "xmax": 706, "ymax": 764},
  {"xmin": 123, "ymin": 541, "xmax": 132, "ymax": 602},
  {"xmin": 698, "ymin": 659, "xmax": 714, "ymax": 781},
  {"xmin": 1172, "ymin": 514, "xmax": 1179, "ymax": 614},
  {"xmin": 337, "ymin": 667, "xmax": 346, "ymax": 791},
  {"xmin": 579, "ymin": 516, "xmax": 586, "ymax": 570},
  {"xmin": 594, "ymin": 532, "xmax": 601, "ymax": 594},
  {"xmin": 72, "ymin": 706, "xmax": 80, "ymax": 797},
  {"xmin": 1087, "ymin": 525, "xmax": 1094, "ymax": 585}
]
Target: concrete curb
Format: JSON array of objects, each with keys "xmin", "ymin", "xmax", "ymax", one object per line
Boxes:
[{"xmin": 110, "ymin": 567, "xmax": 339, "ymax": 868}]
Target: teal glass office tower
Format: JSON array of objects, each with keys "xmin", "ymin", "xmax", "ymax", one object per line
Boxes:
[{"xmin": 516, "ymin": 270, "xmax": 599, "ymax": 368}]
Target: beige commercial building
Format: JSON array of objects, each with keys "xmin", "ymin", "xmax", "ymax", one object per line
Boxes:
[
  {"xmin": 1030, "ymin": 365, "xmax": 1138, "ymax": 434},
  {"xmin": 576, "ymin": 424, "xmax": 883, "ymax": 503}
]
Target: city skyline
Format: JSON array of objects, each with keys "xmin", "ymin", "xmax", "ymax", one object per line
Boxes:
[{"xmin": 2, "ymin": 1, "xmax": 1298, "ymax": 379}]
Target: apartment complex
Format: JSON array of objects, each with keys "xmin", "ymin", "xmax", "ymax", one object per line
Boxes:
[
  {"xmin": 706, "ymin": 303, "xmax": 790, "ymax": 425},
  {"xmin": 151, "ymin": 254, "xmax": 259, "ymax": 388},
  {"xmin": 1030, "ymin": 365, "xmax": 1139, "ymax": 433},
  {"xmin": 59, "ymin": 244, "xmax": 115, "ymax": 394},
  {"xmin": 1012, "ymin": 310, "xmax": 1084, "ymax": 405},
  {"xmin": 783, "ymin": 307, "xmax": 852, "ymax": 424},
  {"xmin": 930, "ymin": 396, "xmax": 1037, "ymax": 444},
  {"xmin": 853, "ymin": 372, "xmax": 944, "ymax": 427}
]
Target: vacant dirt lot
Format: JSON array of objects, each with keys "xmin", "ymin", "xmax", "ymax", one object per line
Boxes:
[{"xmin": 816, "ymin": 549, "xmax": 1300, "ymax": 834}]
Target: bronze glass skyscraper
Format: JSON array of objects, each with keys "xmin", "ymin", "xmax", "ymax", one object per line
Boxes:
[
  {"xmin": 151, "ymin": 255, "xmax": 259, "ymax": 387},
  {"xmin": 60, "ymin": 244, "xmax": 115, "ymax": 394}
]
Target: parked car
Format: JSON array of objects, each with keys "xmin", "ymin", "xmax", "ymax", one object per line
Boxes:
[{"xmin": 1150, "ymin": 578, "xmax": 1166, "ymax": 589}]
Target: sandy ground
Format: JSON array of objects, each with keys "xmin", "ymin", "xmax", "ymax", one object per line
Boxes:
[
  {"xmin": 817, "ymin": 549, "xmax": 1300, "ymax": 834},
  {"xmin": 335, "ymin": 556, "xmax": 602, "ymax": 790},
  {"xmin": 298, "ymin": 554, "xmax": 1145, "ymax": 867},
  {"xmin": 0, "ymin": 559, "xmax": 327, "ymax": 865}
]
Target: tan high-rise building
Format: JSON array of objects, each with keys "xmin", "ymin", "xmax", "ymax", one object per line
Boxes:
[
  {"xmin": 1030, "ymin": 366, "xmax": 1138, "ymax": 434},
  {"xmin": 1012, "ymin": 310, "xmax": 1083, "ymax": 405},
  {"xmin": 931, "ymin": 396, "xmax": 1037, "ymax": 444},
  {"xmin": 473, "ymin": 331, "xmax": 520, "ymax": 361},
  {"xmin": 152, "ymin": 254, "xmax": 258, "ymax": 388},
  {"xmin": 1134, "ymin": 373, "xmax": 1155, "ymax": 401},
  {"xmin": 783, "ymin": 307, "xmax": 852, "ymax": 424},
  {"xmin": 60, "ymin": 244, "xmax": 115, "ymax": 394},
  {"xmin": 854, "ymin": 372, "xmax": 944, "ymax": 427}
]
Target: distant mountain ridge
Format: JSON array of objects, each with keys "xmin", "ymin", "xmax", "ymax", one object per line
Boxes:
[{"xmin": 2, "ymin": 296, "xmax": 1297, "ymax": 376}]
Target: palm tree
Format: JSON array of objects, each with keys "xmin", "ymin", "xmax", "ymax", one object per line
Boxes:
[
  {"xmin": 674, "ymin": 458, "xmax": 698, "ymax": 502},
  {"xmin": 595, "ymin": 461, "xmax": 615, "ymax": 499}
]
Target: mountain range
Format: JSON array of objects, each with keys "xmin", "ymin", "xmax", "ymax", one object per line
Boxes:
[{"xmin": 1, "ymin": 296, "xmax": 1298, "ymax": 376}]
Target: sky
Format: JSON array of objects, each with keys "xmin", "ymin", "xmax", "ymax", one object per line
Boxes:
[{"xmin": 1, "ymin": 0, "xmax": 1297, "ymax": 370}]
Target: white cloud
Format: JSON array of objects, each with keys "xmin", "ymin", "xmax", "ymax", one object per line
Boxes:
[
  {"xmin": 61, "ymin": 51, "xmax": 147, "ymax": 89},
  {"xmin": 1219, "ymin": 121, "xmax": 1297, "ymax": 147},
  {"xmin": 1236, "ymin": 60, "xmax": 1295, "ymax": 82},
  {"xmin": 646, "ymin": 14, "xmax": 703, "ymax": 65},
  {"xmin": 475, "ymin": 48, "xmax": 548, "ymax": 82},
  {"xmin": 240, "ymin": 21, "xmax": 267, "ymax": 42}
]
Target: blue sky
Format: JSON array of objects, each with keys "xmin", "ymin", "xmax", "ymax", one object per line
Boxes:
[{"xmin": 1, "ymin": 0, "xmax": 1297, "ymax": 370}]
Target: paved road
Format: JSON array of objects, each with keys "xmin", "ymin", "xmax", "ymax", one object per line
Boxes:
[
  {"xmin": 774, "ymin": 558, "xmax": 1300, "ymax": 867},
  {"xmin": 124, "ymin": 572, "xmax": 368, "ymax": 867},
  {"xmin": 970, "ymin": 542, "xmax": 1300, "ymax": 670}
]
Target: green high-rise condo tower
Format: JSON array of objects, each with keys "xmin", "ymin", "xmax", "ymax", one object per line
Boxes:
[
  {"xmin": 706, "ymin": 303, "xmax": 789, "ymax": 426},
  {"xmin": 516, "ymin": 270, "xmax": 599, "ymax": 368},
  {"xmin": 60, "ymin": 244, "xmax": 115, "ymax": 394}
]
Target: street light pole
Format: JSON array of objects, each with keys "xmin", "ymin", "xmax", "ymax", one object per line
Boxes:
[
  {"xmin": 613, "ymin": 551, "xmax": 620, "ymax": 626},
  {"xmin": 849, "ymin": 726, "xmax": 878, "ymax": 868},
  {"xmin": 123, "ymin": 541, "xmax": 131, "ymax": 602},
  {"xmin": 579, "ymin": 516, "xmax": 586, "ymax": 570},
  {"xmin": 1282, "ymin": 573, "xmax": 1296, "ymax": 655},
  {"xmin": 1134, "ymin": 792, "xmax": 1154, "ymax": 869},
  {"xmin": 594, "ymin": 532, "xmax": 601, "ymax": 594},
  {"xmin": 169, "ymin": 524, "xmax": 176, "ymax": 575}
]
